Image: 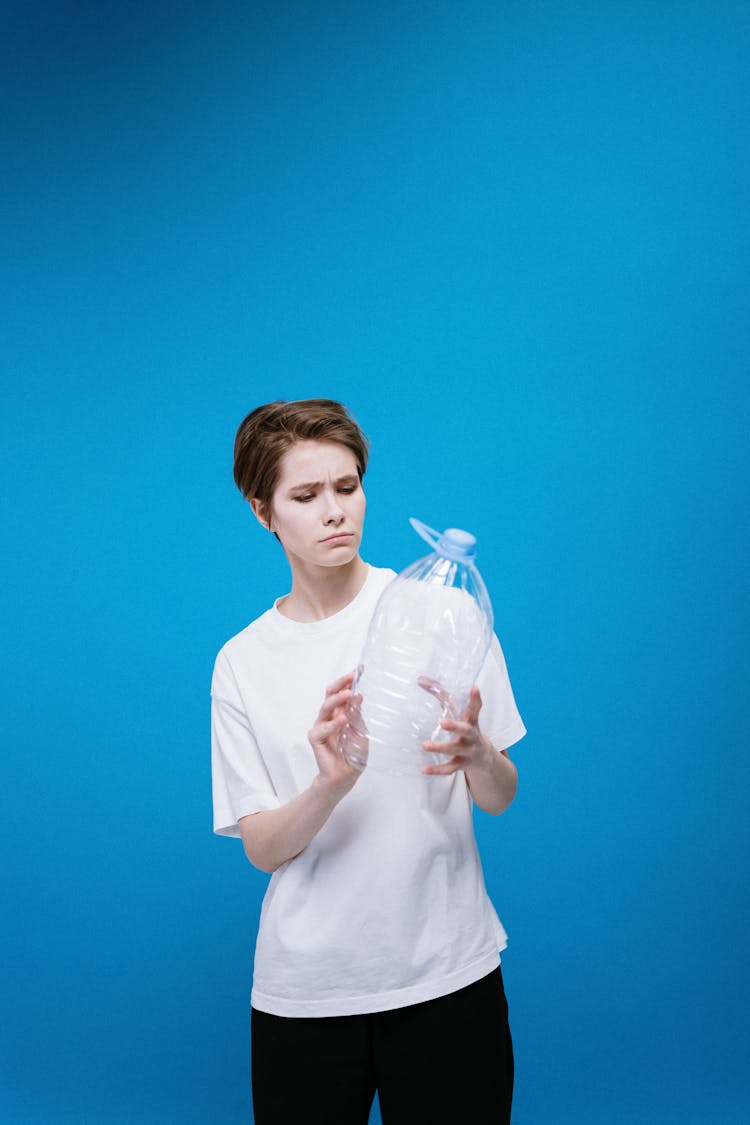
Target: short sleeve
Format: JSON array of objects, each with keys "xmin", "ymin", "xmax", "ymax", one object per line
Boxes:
[
  {"xmin": 211, "ymin": 649, "xmax": 281, "ymax": 838},
  {"xmin": 474, "ymin": 633, "xmax": 527, "ymax": 752}
]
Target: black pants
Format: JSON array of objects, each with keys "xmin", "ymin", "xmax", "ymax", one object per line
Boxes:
[{"xmin": 251, "ymin": 966, "xmax": 513, "ymax": 1124}]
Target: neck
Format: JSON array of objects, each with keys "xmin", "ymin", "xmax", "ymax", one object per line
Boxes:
[{"xmin": 277, "ymin": 555, "xmax": 369, "ymax": 622}]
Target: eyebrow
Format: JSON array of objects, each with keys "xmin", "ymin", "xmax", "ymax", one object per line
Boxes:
[{"xmin": 287, "ymin": 474, "xmax": 359, "ymax": 493}]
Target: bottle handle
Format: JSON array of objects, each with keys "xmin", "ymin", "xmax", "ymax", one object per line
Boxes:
[
  {"xmin": 409, "ymin": 517, "xmax": 442, "ymax": 552},
  {"xmin": 418, "ymin": 676, "xmax": 459, "ymax": 745}
]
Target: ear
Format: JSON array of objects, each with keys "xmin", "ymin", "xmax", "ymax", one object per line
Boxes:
[{"xmin": 249, "ymin": 497, "xmax": 273, "ymax": 532}]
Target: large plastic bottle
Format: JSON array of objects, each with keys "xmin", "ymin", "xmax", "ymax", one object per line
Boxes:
[{"xmin": 340, "ymin": 518, "xmax": 494, "ymax": 776}]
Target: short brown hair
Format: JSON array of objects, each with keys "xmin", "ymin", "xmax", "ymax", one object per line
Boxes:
[{"xmin": 233, "ymin": 398, "xmax": 369, "ymax": 507}]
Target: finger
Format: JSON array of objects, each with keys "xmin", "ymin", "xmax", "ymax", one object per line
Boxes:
[
  {"xmin": 326, "ymin": 672, "xmax": 355, "ymax": 695},
  {"xmin": 462, "ymin": 686, "xmax": 482, "ymax": 724},
  {"xmin": 437, "ymin": 717, "xmax": 472, "ymax": 737},
  {"xmin": 422, "ymin": 758, "xmax": 463, "ymax": 776},
  {"xmin": 309, "ymin": 714, "xmax": 347, "ymax": 744},
  {"xmin": 319, "ymin": 691, "xmax": 352, "ymax": 722},
  {"xmin": 318, "ymin": 687, "xmax": 352, "ymax": 720},
  {"xmin": 422, "ymin": 738, "xmax": 467, "ymax": 757}
]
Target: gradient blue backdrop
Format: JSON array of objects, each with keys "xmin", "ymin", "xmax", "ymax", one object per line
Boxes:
[{"xmin": 2, "ymin": 3, "xmax": 748, "ymax": 1123}]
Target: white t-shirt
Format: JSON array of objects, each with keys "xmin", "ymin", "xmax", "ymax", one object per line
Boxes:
[{"xmin": 211, "ymin": 564, "xmax": 526, "ymax": 1018}]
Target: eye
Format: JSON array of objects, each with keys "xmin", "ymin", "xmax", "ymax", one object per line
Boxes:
[
  {"xmin": 339, "ymin": 484, "xmax": 358, "ymax": 494},
  {"xmin": 294, "ymin": 494, "xmax": 315, "ymax": 503}
]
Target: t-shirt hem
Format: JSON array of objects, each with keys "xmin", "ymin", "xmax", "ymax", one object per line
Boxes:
[
  {"xmin": 250, "ymin": 946, "xmax": 505, "ymax": 1018},
  {"xmin": 213, "ymin": 795, "xmax": 282, "ymax": 838},
  {"xmin": 488, "ymin": 717, "xmax": 527, "ymax": 752}
]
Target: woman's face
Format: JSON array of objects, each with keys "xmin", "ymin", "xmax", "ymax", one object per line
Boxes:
[{"xmin": 257, "ymin": 440, "xmax": 366, "ymax": 569}]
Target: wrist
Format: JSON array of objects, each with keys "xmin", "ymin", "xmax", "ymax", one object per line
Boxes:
[
  {"xmin": 468, "ymin": 733, "xmax": 495, "ymax": 775},
  {"xmin": 312, "ymin": 768, "xmax": 357, "ymax": 803}
]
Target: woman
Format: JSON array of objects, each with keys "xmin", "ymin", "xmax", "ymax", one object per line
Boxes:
[{"xmin": 211, "ymin": 398, "xmax": 526, "ymax": 1124}]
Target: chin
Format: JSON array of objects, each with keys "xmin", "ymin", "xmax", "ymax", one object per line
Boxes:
[
  {"xmin": 320, "ymin": 544, "xmax": 360, "ymax": 566},
  {"xmin": 326, "ymin": 551, "xmax": 359, "ymax": 567}
]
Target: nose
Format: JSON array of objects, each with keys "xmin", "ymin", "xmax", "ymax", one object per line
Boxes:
[{"xmin": 323, "ymin": 488, "xmax": 345, "ymax": 525}]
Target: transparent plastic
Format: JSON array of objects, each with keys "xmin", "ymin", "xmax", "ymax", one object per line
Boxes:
[{"xmin": 340, "ymin": 519, "xmax": 494, "ymax": 775}]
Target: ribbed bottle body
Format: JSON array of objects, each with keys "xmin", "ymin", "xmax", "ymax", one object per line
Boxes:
[{"xmin": 340, "ymin": 553, "xmax": 493, "ymax": 775}]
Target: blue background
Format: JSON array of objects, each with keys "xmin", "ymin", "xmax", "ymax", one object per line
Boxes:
[{"xmin": 2, "ymin": 2, "xmax": 748, "ymax": 1123}]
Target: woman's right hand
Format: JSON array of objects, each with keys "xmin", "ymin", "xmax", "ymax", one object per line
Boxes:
[
  {"xmin": 240, "ymin": 673, "xmax": 363, "ymax": 872},
  {"xmin": 307, "ymin": 672, "xmax": 362, "ymax": 798}
]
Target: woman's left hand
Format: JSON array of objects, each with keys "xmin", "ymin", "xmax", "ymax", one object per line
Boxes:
[{"xmin": 421, "ymin": 685, "xmax": 491, "ymax": 776}]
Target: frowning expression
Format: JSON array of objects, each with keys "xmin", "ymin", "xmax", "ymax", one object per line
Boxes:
[{"xmin": 256, "ymin": 440, "xmax": 366, "ymax": 568}]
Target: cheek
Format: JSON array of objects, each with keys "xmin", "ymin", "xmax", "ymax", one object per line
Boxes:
[{"xmin": 284, "ymin": 503, "xmax": 318, "ymax": 535}]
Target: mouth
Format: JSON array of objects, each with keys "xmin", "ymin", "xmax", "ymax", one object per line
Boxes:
[{"xmin": 321, "ymin": 532, "xmax": 354, "ymax": 543}]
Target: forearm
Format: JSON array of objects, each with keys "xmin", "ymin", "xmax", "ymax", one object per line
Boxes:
[
  {"xmin": 465, "ymin": 736, "xmax": 518, "ymax": 816},
  {"xmin": 238, "ymin": 774, "xmax": 349, "ymax": 873}
]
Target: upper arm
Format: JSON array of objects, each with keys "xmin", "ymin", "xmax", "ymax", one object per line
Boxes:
[
  {"xmin": 474, "ymin": 635, "xmax": 527, "ymax": 753},
  {"xmin": 211, "ymin": 651, "xmax": 281, "ymax": 838}
]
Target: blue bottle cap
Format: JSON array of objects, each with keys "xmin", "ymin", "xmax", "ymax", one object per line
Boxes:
[{"xmin": 409, "ymin": 518, "xmax": 477, "ymax": 563}]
